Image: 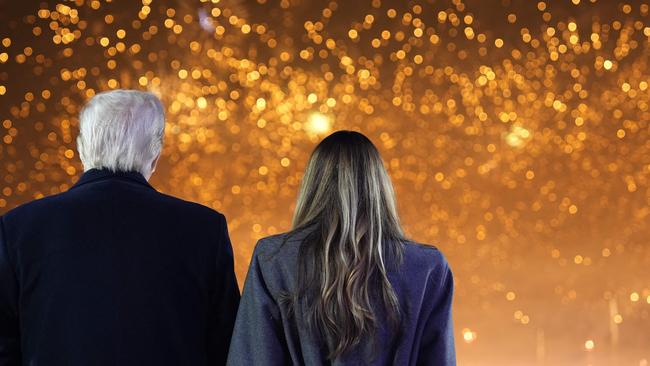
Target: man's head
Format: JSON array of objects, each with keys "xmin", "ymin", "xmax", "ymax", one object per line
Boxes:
[{"xmin": 77, "ymin": 89, "xmax": 165, "ymax": 180}]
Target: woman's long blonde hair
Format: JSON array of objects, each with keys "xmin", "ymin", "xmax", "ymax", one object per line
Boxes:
[{"xmin": 290, "ymin": 130, "xmax": 405, "ymax": 359}]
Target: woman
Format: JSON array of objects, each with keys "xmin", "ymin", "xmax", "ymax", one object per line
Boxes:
[{"xmin": 227, "ymin": 131, "xmax": 455, "ymax": 365}]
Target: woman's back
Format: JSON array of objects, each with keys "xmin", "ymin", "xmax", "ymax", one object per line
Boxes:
[
  {"xmin": 227, "ymin": 231, "xmax": 455, "ymax": 366},
  {"xmin": 227, "ymin": 131, "xmax": 455, "ymax": 365}
]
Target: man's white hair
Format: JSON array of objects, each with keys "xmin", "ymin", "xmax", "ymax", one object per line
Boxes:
[{"xmin": 77, "ymin": 89, "xmax": 165, "ymax": 177}]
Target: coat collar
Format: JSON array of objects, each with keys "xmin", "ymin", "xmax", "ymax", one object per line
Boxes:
[{"xmin": 71, "ymin": 168, "xmax": 155, "ymax": 191}]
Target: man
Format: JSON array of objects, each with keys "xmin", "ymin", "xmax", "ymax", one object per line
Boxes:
[{"xmin": 0, "ymin": 90, "xmax": 240, "ymax": 365}]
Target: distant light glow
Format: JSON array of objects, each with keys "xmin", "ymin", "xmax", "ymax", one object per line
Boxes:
[
  {"xmin": 504, "ymin": 125, "xmax": 531, "ymax": 147},
  {"xmin": 306, "ymin": 112, "xmax": 331, "ymax": 135},
  {"xmin": 462, "ymin": 328, "xmax": 477, "ymax": 343}
]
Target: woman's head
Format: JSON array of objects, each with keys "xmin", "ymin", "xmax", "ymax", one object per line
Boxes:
[
  {"xmin": 291, "ymin": 130, "xmax": 404, "ymax": 359},
  {"xmin": 293, "ymin": 130, "xmax": 403, "ymax": 237}
]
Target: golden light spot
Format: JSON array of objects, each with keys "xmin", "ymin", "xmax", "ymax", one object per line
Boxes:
[
  {"xmin": 585, "ymin": 340, "xmax": 594, "ymax": 351},
  {"xmin": 613, "ymin": 314, "xmax": 623, "ymax": 324},
  {"xmin": 525, "ymin": 170, "xmax": 535, "ymax": 180},
  {"xmin": 306, "ymin": 112, "xmax": 331, "ymax": 134},
  {"xmin": 574, "ymin": 255, "xmax": 583, "ymax": 264},
  {"xmin": 603, "ymin": 60, "xmax": 613, "ymax": 70},
  {"xmin": 258, "ymin": 166, "xmax": 268, "ymax": 175},
  {"xmin": 505, "ymin": 125, "xmax": 530, "ymax": 147},
  {"xmin": 256, "ymin": 98, "xmax": 266, "ymax": 110},
  {"xmin": 462, "ymin": 328, "xmax": 477, "ymax": 343}
]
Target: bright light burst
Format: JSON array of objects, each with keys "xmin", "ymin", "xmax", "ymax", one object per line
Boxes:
[{"xmin": 306, "ymin": 112, "xmax": 332, "ymax": 135}]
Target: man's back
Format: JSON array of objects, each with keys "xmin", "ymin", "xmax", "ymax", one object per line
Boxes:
[{"xmin": 0, "ymin": 169, "xmax": 240, "ymax": 366}]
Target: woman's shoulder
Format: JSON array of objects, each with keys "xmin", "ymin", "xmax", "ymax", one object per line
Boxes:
[
  {"xmin": 252, "ymin": 235, "xmax": 451, "ymax": 267},
  {"xmin": 254, "ymin": 231, "xmax": 307, "ymax": 255},
  {"xmin": 399, "ymin": 239, "xmax": 452, "ymax": 273},
  {"xmin": 250, "ymin": 230, "xmax": 315, "ymax": 272},
  {"xmin": 248, "ymin": 231, "xmax": 310, "ymax": 295},
  {"xmin": 392, "ymin": 240, "xmax": 453, "ymax": 300}
]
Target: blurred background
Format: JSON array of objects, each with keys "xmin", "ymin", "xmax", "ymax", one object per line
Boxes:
[{"xmin": 0, "ymin": 0, "xmax": 649, "ymax": 364}]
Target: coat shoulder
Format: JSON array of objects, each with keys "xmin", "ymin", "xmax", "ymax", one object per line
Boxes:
[
  {"xmin": 253, "ymin": 228, "xmax": 315, "ymax": 259},
  {"xmin": 2, "ymin": 191, "xmax": 67, "ymax": 224},
  {"xmin": 154, "ymin": 191, "xmax": 225, "ymax": 222},
  {"xmin": 2, "ymin": 185, "xmax": 225, "ymax": 229},
  {"xmin": 401, "ymin": 240, "xmax": 451, "ymax": 273}
]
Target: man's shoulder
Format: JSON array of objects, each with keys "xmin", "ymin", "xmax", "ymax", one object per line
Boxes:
[
  {"xmin": 153, "ymin": 191, "xmax": 225, "ymax": 222},
  {"xmin": 2, "ymin": 186, "xmax": 225, "ymax": 227},
  {"xmin": 2, "ymin": 191, "xmax": 68, "ymax": 224}
]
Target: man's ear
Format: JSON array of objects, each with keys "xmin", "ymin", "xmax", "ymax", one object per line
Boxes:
[
  {"xmin": 149, "ymin": 153, "xmax": 161, "ymax": 175},
  {"xmin": 149, "ymin": 154, "xmax": 160, "ymax": 178}
]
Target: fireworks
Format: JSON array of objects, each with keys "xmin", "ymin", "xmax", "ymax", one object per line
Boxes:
[{"xmin": 1, "ymin": 0, "xmax": 649, "ymax": 364}]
